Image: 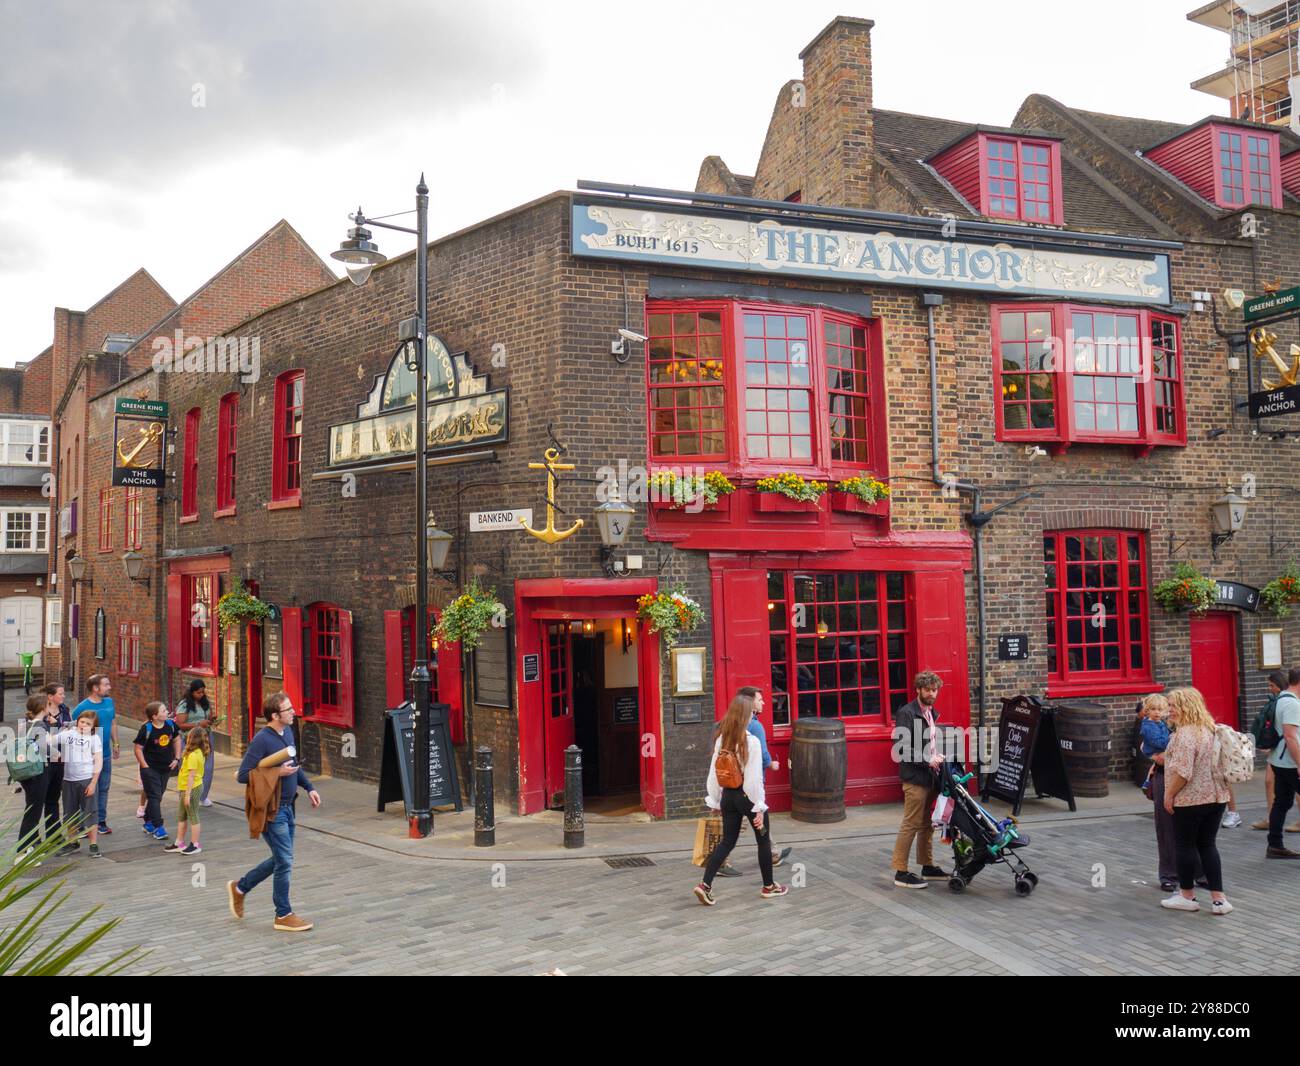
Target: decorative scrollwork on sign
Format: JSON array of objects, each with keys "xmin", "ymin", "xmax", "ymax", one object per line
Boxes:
[{"xmin": 1023, "ymin": 253, "xmax": 1161, "ymax": 297}]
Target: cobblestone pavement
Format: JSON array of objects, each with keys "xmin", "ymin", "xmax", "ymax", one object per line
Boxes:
[{"xmin": 5, "ymin": 779, "xmax": 1297, "ymax": 976}]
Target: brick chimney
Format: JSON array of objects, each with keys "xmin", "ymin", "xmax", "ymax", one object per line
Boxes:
[{"xmin": 798, "ymin": 15, "xmax": 875, "ymax": 208}]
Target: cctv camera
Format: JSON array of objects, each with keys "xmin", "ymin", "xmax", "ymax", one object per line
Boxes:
[{"xmin": 617, "ymin": 328, "xmax": 648, "ymax": 344}]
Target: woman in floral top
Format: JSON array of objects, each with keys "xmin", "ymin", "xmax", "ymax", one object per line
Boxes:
[{"xmin": 1161, "ymin": 687, "xmax": 1233, "ymax": 916}]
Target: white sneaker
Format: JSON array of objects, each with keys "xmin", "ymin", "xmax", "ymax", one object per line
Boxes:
[
  {"xmin": 1161, "ymin": 892, "xmax": 1200, "ymax": 912},
  {"xmin": 1222, "ymin": 811, "xmax": 1242, "ymax": 828},
  {"xmin": 200, "ymin": 799, "xmax": 213, "ymax": 808},
  {"xmin": 1211, "ymin": 899, "xmax": 1234, "ymax": 916}
]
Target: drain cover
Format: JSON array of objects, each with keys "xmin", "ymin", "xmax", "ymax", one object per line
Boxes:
[{"xmin": 603, "ymin": 855, "xmax": 655, "ymax": 869}]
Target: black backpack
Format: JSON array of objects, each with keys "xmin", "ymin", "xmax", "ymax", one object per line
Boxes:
[
  {"xmin": 1257, "ymin": 699, "xmax": 1282, "ymax": 751},
  {"xmin": 1130, "ymin": 703, "xmax": 1152, "ymax": 786}
]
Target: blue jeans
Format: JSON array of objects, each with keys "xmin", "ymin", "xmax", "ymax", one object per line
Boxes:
[
  {"xmin": 96, "ymin": 756, "xmax": 112, "ymax": 826},
  {"xmin": 238, "ymin": 803, "xmax": 295, "ymax": 918}
]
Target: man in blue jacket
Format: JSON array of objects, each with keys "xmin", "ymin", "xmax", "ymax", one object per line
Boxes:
[{"xmin": 227, "ymin": 692, "xmax": 321, "ymax": 932}]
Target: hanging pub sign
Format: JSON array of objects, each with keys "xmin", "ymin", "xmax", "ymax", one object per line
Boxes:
[
  {"xmin": 1249, "ymin": 384, "xmax": 1300, "ymax": 419},
  {"xmin": 1243, "ymin": 286, "xmax": 1300, "ymax": 321},
  {"xmin": 1247, "ymin": 326, "xmax": 1300, "ymax": 418},
  {"xmin": 1214, "ymin": 581, "xmax": 1260, "ymax": 612},
  {"xmin": 112, "ymin": 398, "xmax": 168, "ymax": 488},
  {"xmin": 984, "ymin": 695, "xmax": 1076, "ymax": 816},
  {"xmin": 326, "ymin": 336, "xmax": 507, "ymax": 471},
  {"xmin": 572, "ymin": 198, "xmax": 1172, "ymax": 304}
]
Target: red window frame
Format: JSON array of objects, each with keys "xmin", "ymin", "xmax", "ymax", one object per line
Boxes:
[
  {"xmin": 181, "ymin": 572, "xmax": 216, "ymax": 675},
  {"xmin": 117, "ymin": 621, "xmax": 141, "ymax": 678},
  {"xmin": 98, "ymin": 488, "xmax": 115, "ymax": 553},
  {"xmin": 766, "ymin": 570, "xmax": 911, "ymax": 732},
  {"xmin": 1044, "ymin": 530, "xmax": 1153, "ymax": 697},
  {"xmin": 992, "ymin": 303, "xmax": 1186, "ymax": 451},
  {"xmin": 271, "ymin": 370, "xmax": 304, "ymax": 506},
  {"xmin": 216, "ymin": 392, "xmax": 238, "ymax": 516},
  {"xmin": 645, "ymin": 300, "xmax": 888, "ymax": 483},
  {"xmin": 301, "ymin": 602, "xmax": 353, "ymax": 728},
  {"xmin": 1214, "ymin": 126, "xmax": 1281, "ymax": 208},
  {"xmin": 181, "ymin": 407, "xmax": 200, "ymax": 521},
  {"xmin": 981, "ymin": 135, "xmax": 1063, "ymax": 224},
  {"xmin": 124, "ymin": 486, "xmax": 143, "ymax": 550}
]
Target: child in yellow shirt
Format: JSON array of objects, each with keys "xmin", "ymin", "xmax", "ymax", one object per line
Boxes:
[{"xmin": 165, "ymin": 727, "xmax": 209, "ymax": 855}]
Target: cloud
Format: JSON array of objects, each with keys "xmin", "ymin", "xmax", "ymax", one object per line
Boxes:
[{"xmin": 0, "ymin": 0, "xmax": 541, "ymax": 173}]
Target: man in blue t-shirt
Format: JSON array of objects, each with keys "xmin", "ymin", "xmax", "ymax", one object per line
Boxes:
[{"xmin": 74, "ymin": 674, "xmax": 117, "ymax": 834}]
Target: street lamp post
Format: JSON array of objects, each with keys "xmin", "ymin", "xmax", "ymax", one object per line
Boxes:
[{"xmin": 332, "ymin": 175, "xmax": 436, "ymax": 839}]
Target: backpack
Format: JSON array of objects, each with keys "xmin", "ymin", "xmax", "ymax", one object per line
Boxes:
[
  {"xmin": 1130, "ymin": 706, "xmax": 1152, "ymax": 787},
  {"xmin": 6, "ymin": 724, "xmax": 46, "ymax": 784},
  {"xmin": 1213, "ymin": 724, "xmax": 1256, "ymax": 784},
  {"xmin": 715, "ymin": 743, "xmax": 745, "ymax": 789}
]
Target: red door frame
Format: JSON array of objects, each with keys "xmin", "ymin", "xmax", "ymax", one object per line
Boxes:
[
  {"xmin": 515, "ymin": 578, "xmax": 662, "ymax": 818},
  {"xmin": 1190, "ymin": 610, "xmax": 1241, "ymax": 728}
]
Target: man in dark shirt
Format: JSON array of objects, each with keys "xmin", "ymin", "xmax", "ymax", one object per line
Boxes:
[
  {"xmin": 227, "ymin": 692, "xmax": 321, "ymax": 932},
  {"xmin": 890, "ymin": 670, "xmax": 951, "ymax": 889}
]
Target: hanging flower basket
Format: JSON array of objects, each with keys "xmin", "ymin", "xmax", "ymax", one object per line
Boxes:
[
  {"xmin": 1153, "ymin": 563, "xmax": 1218, "ymax": 614},
  {"xmin": 216, "ymin": 579, "xmax": 271, "ymax": 633},
  {"xmin": 434, "ymin": 579, "xmax": 507, "ymax": 651},
  {"xmin": 636, "ymin": 587, "xmax": 704, "ymax": 649},
  {"xmin": 1262, "ymin": 563, "xmax": 1300, "ymax": 617},
  {"xmin": 648, "ymin": 470, "xmax": 736, "ymax": 512},
  {"xmin": 755, "ymin": 473, "xmax": 827, "ymax": 512},
  {"xmin": 831, "ymin": 476, "xmax": 890, "ymax": 514}
]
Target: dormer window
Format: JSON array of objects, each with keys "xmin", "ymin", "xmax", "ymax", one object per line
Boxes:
[
  {"xmin": 1147, "ymin": 121, "xmax": 1281, "ymax": 210},
  {"xmin": 930, "ymin": 131, "xmax": 1063, "ymax": 225}
]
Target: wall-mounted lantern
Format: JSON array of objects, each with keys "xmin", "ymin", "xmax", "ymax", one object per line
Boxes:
[{"xmin": 1211, "ymin": 489, "xmax": 1249, "ymax": 560}]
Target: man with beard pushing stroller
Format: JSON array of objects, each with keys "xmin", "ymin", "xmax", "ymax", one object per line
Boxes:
[{"xmin": 890, "ymin": 671, "xmax": 951, "ymax": 889}]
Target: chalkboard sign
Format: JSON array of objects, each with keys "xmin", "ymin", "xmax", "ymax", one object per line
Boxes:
[
  {"xmin": 523, "ymin": 653, "xmax": 540, "ymax": 683},
  {"xmin": 262, "ymin": 619, "xmax": 283, "ymax": 679},
  {"xmin": 997, "ymin": 633, "xmax": 1029, "ymax": 661},
  {"xmin": 612, "ymin": 692, "xmax": 639, "ymax": 725},
  {"xmin": 473, "ymin": 625, "xmax": 512, "ymax": 708},
  {"xmin": 377, "ymin": 703, "xmax": 463, "ymax": 816},
  {"xmin": 984, "ymin": 694, "xmax": 1076, "ymax": 816}
]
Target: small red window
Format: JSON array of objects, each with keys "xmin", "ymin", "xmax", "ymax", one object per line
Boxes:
[
  {"xmin": 272, "ymin": 371, "xmax": 304, "ymax": 504},
  {"xmin": 182, "ymin": 407, "xmax": 200, "ymax": 519},
  {"xmin": 118, "ymin": 621, "xmax": 141, "ymax": 678},
  {"xmin": 98, "ymin": 488, "xmax": 115, "ymax": 553},
  {"xmin": 183, "ymin": 573, "xmax": 215, "ymax": 674},
  {"xmin": 982, "ymin": 137, "xmax": 1061, "ymax": 224},
  {"xmin": 305, "ymin": 602, "xmax": 353, "ymax": 728},
  {"xmin": 124, "ymin": 486, "xmax": 144, "ymax": 550},
  {"xmin": 216, "ymin": 392, "xmax": 238, "ymax": 514}
]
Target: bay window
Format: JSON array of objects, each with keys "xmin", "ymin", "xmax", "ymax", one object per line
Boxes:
[
  {"xmin": 647, "ymin": 300, "xmax": 886, "ymax": 481},
  {"xmin": 993, "ymin": 303, "xmax": 1185, "ymax": 451},
  {"xmin": 1044, "ymin": 530, "xmax": 1152, "ymax": 695}
]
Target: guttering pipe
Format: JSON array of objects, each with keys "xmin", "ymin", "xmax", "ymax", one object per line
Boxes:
[{"xmin": 923, "ymin": 294, "xmax": 989, "ymax": 757}]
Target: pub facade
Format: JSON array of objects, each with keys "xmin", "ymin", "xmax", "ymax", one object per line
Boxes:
[{"xmin": 62, "ymin": 14, "xmax": 1300, "ymax": 820}]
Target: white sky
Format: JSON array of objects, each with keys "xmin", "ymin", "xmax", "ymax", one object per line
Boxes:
[{"xmin": 0, "ymin": 0, "xmax": 1229, "ymax": 365}]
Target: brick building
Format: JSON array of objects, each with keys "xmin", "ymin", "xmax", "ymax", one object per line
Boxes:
[{"xmin": 47, "ymin": 12, "xmax": 1300, "ymax": 823}]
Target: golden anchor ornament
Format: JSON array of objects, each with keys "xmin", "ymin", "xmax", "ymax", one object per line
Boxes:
[
  {"xmin": 1249, "ymin": 327, "xmax": 1300, "ymax": 390},
  {"xmin": 520, "ymin": 447, "xmax": 584, "ymax": 544},
  {"xmin": 116, "ymin": 422, "xmax": 164, "ymax": 467}
]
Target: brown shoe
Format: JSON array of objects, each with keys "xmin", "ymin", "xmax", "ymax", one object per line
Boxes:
[
  {"xmin": 1267, "ymin": 847, "xmax": 1300, "ymax": 859},
  {"xmin": 1251, "ymin": 820, "xmax": 1270, "ymax": 830},
  {"xmin": 227, "ymin": 881, "xmax": 244, "ymax": 920},
  {"xmin": 273, "ymin": 913, "xmax": 314, "ymax": 932}
]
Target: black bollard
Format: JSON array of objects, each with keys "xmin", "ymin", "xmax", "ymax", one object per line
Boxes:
[
  {"xmin": 474, "ymin": 746, "xmax": 495, "ymax": 847},
  {"xmin": 563, "ymin": 745, "xmax": 584, "ymax": 849}
]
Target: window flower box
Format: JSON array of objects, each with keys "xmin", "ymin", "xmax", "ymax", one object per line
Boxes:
[
  {"xmin": 830, "ymin": 491, "xmax": 888, "ymax": 516},
  {"xmin": 650, "ymin": 494, "xmax": 732, "ymax": 517},
  {"xmin": 755, "ymin": 493, "xmax": 824, "ymax": 514}
]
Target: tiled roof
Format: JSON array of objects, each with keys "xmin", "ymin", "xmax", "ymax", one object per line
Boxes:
[{"xmin": 872, "ymin": 109, "xmax": 1169, "ymax": 239}]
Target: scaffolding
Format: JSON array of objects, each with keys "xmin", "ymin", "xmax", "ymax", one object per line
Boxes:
[{"xmin": 1190, "ymin": 1, "xmax": 1300, "ymax": 126}]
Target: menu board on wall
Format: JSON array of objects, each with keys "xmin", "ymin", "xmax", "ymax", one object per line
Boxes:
[
  {"xmin": 473, "ymin": 625, "xmax": 512, "ymax": 708},
  {"xmin": 262, "ymin": 619, "xmax": 283, "ymax": 679}
]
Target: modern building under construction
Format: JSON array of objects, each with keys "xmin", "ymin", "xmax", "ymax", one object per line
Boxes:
[{"xmin": 1191, "ymin": 1, "xmax": 1300, "ymax": 126}]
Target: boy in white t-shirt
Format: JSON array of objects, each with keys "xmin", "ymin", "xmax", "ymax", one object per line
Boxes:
[{"xmin": 58, "ymin": 710, "xmax": 104, "ymax": 858}]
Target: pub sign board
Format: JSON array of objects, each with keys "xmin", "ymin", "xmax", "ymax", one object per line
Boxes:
[
  {"xmin": 112, "ymin": 398, "xmax": 168, "ymax": 488},
  {"xmin": 572, "ymin": 199, "xmax": 1172, "ymax": 305},
  {"xmin": 1249, "ymin": 383, "xmax": 1300, "ymax": 419},
  {"xmin": 984, "ymin": 695, "xmax": 1077, "ymax": 816},
  {"xmin": 377, "ymin": 703, "xmax": 462, "ymax": 816},
  {"xmin": 1243, "ymin": 286, "xmax": 1300, "ymax": 322},
  {"xmin": 997, "ymin": 634, "xmax": 1030, "ymax": 661}
]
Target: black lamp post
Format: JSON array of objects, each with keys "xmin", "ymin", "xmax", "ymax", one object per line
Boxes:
[{"xmin": 332, "ymin": 176, "xmax": 438, "ymax": 838}]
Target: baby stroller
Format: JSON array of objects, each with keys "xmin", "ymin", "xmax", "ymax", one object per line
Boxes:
[{"xmin": 934, "ymin": 762, "xmax": 1038, "ymax": 896}]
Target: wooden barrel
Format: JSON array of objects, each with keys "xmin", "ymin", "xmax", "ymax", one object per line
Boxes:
[
  {"xmin": 1052, "ymin": 700, "xmax": 1111, "ymax": 798},
  {"xmin": 789, "ymin": 718, "xmax": 847, "ymax": 823}
]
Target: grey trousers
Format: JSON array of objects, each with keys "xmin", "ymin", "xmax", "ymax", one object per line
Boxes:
[{"xmin": 1152, "ymin": 768, "xmax": 1204, "ymax": 884}]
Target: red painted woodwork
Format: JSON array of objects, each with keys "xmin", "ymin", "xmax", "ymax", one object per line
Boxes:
[
  {"xmin": 281, "ymin": 606, "xmax": 304, "ymax": 715},
  {"xmin": 754, "ymin": 493, "xmax": 824, "ymax": 514},
  {"xmin": 929, "ymin": 132, "xmax": 1063, "ymax": 224},
  {"xmin": 992, "ymin": 303, "xmax": 1187, "ymax": 451},
  {"xmin": 303, "ymin": 606, "xmax": 353, "ymax": 729},
  {"xmin": 383, "ymin": 610, "xmax": 405, "ymax": 708},
  {"xmin": 216, "ymin": 392, "xmax": 238, "ymax": 515},
  {"xmin": 1147, "ymin": 121, "xmax": 1282, "ymax": 209},
  {"xmin": 1190, "ymin": 611, "xmax": 1240, "ymax": 728},
  {"xmin": 649, "ymin": 495, "xmax": 732, "ymax": 518},
  {"xmin": 708, "ymin": 542, "xmax": 972, "ymax": 810},
  {"xmin": 830, "ymin": 491, "xmax": 888, "ymax": 516},
  {"xmin": 515, "ymin": 578, "xmax": 662, "ymax": 817},
  {"xmin": 542, "ymin": 622, "xmax": 574, "ymax": 807},
  {"xmin": 1282, "ymin": 150, "xmax": 1300, "ymax": 198},
  {"xmin": 246, "ymin": 585, "xmax": 263, "ymax": 741},
  {"xmin": 166, "ymin": 573, "xmax": 183, "ymax": 666},
  {"xmin": 182, "ymin": 407, "xmax": 200, "ymax": 519},
  {"xmin": 437, "ymin": 630, "xmax": 465, "ymax": 746},
  {"xmin": 272, "ymin": 370, "xmax": 304, "ymax": 504}
]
